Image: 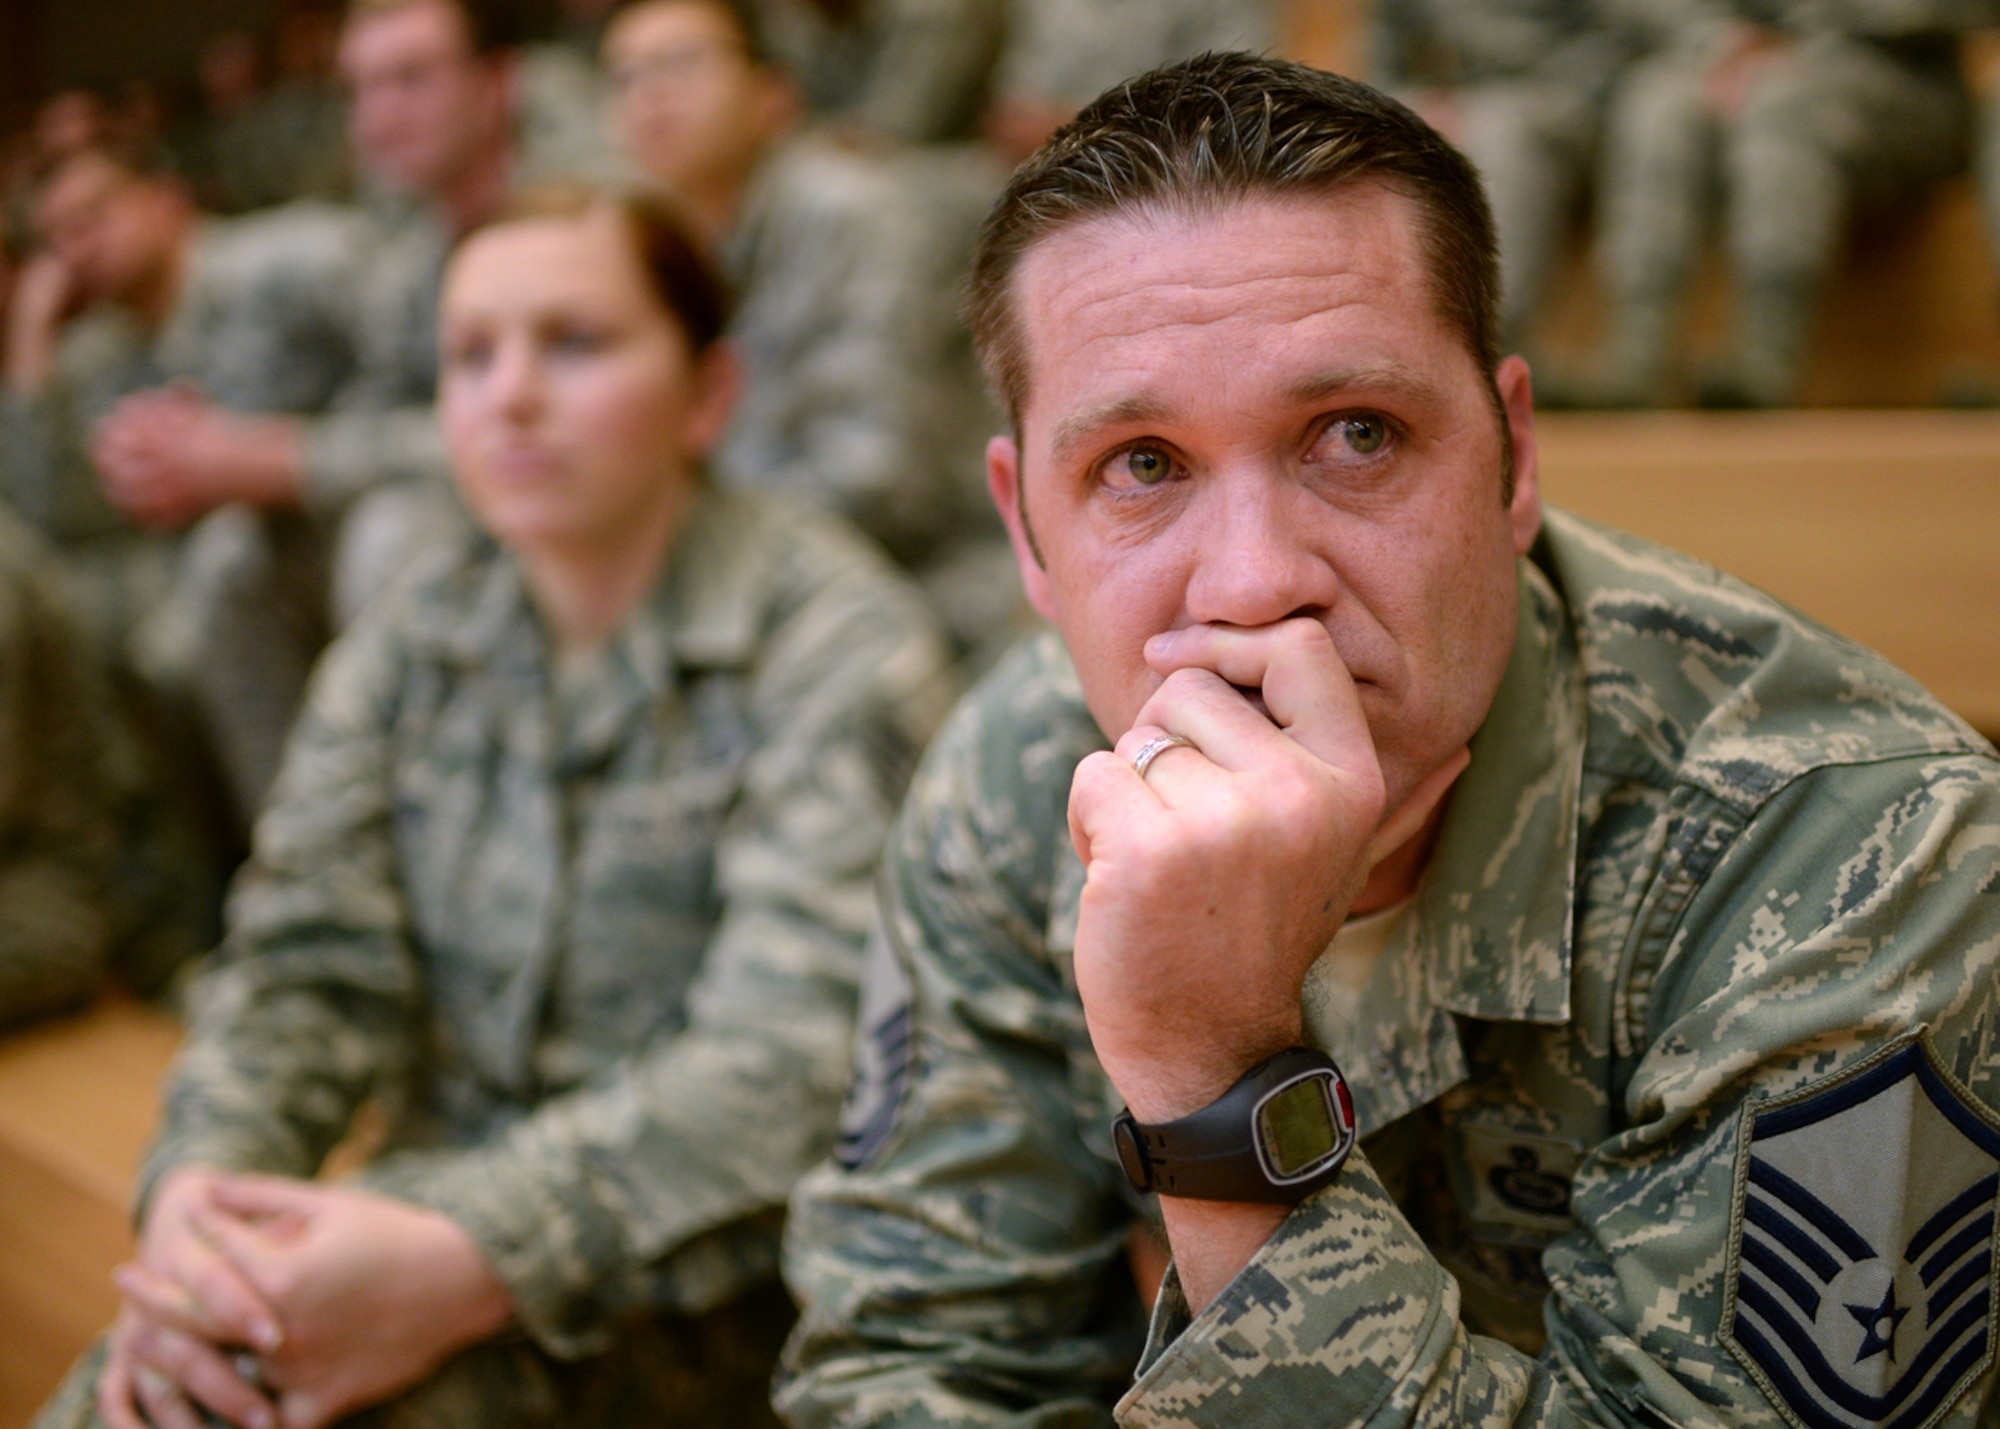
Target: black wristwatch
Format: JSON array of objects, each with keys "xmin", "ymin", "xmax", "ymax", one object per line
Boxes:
[{"xmin": 1111, "ymin": 1047, "xmax": 1356, "ymax": 1204}]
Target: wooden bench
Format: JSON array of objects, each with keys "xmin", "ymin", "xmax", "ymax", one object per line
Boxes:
[{"xmin": 0, "ymin": 997, "xmax": 178, "ymax": 1429}]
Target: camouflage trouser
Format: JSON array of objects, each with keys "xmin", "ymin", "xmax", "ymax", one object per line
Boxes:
[
  {"xmin": 32, "ymin": 1278, "xmax": 794, "ymax": 1429},
  {"xmin": 1449, "ymin": 77, "xmax": 1604, "ymax": 347},
  {"xmin": 1594, "ymin": 34, "xmax": 1969, "ymax": 393}
]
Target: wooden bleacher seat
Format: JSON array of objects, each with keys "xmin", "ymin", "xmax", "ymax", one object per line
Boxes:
[{"xmin": 0, "ymin": 997, "xmax": 179, "ymax": 1429}]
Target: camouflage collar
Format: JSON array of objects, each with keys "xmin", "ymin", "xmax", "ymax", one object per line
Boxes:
[
  {"xmin": 406, "ymin": 486, "xmax": 771, "ymax": 687},
  {"xmin": 1312, "ymin": 556, "xmax": 1585, "ymax": 1131},
  {"xmin": 1409, "ymin": 553, "xmax": 1586, "ymax": 1027}
]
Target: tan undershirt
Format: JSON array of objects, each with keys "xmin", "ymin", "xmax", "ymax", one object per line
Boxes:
[{"xmin": 1299, "ymin": 896, "xmax": 1414, "ymax": 1050}]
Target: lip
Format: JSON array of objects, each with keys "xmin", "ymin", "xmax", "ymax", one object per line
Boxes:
[{"xmin": 483, "ymin": 446, "xmax": 565, "ymax": 482}]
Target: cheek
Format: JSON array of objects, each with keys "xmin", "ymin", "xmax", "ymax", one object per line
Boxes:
[
  {"xmin": 437, "ymin": 380, "xmax": 482, "ymax": 463},
  {"xmin": 1044, "ymin": 542, "xmax": 1184, "ymax": 737}
]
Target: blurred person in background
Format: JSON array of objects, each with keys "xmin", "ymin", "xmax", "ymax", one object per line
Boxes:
[
  {"xmin": 1371, "ymin": 0, "xmax": 1629, "ymax": 355},
  {"xmin": 1579, "ymin": 0, "xmax": 1978, "ymax": 407},
  {"xmin": 606, "ymin": 0, "xmax": 1020, "ymax": 654},
  {"xmin": 183, "ymin": 12, "xmax": 354, "ymax": 214},
  {"xmin": 0, "ymin": 147, "xmax": 363, "ymax": 833},
  {"xmin": 748, "ymin": 0, "xmax": 1006, "ymax": 145},
  {"xmin": 180, "ymin": 28, "xmax": 275, "ymax": 212},
  {"xmin": 32, "ymin": 180, "xmax": 952, "ymax": 1429},
  {"xmin": 82, "ymin": 0, "xmax": 616, "ymax": 829},
  {"xmin": 981, "ymin": 0, "xmax": 1278, "ymax": 163}
]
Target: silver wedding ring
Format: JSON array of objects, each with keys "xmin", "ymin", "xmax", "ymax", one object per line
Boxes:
[{"xmin": 1130, "ymin": 732, "xmax": 1196, "ymax": 782}]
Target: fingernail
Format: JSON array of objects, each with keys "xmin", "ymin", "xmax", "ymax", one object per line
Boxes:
[
  {"xmin": 250, "ymin": 1407, "xmax": 275, "ymax": 1429},
  {"xmin": 254, "ymin": 1319, "xmax": 284, "ymax": 1351}
]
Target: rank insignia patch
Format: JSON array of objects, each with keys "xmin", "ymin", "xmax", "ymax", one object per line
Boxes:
[
  {"xmin": 834, "ymin": 915, "xmax": 915, "ymax": 1170},
  {"xmin": 1722, "ymin": 1033, "xmax": 2000, "ymax": 1429}
]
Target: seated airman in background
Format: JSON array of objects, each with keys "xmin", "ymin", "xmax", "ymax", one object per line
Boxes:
[
  {"xmin": 1583, "ymin": 0, "xmax": 1978, "ymax": 407},
  {"xmin": 606, "ymin": 0, "xmax": 1020, "ymax": 654},
  {"xmin": 981, "ymin": 0, "xmax": 1279, "ymax": 163},
  {"xmin": 749, "ymin": 0, "xmax": 1008, "ymax": 146},
  {"xmin": 76, "ymin": 0, "xmax": 617, "ymax": 829},
  {"xmin": 1370, "ymin": 0, "xmax": 1629, "ymax": 355}
]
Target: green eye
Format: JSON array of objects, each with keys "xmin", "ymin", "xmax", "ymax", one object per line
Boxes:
[
  {"xmin": 1125, "ymin": 447, "xmax": 1171, "ymax": 484},
  {"xmin": 1339, "ymin": 417, "xmax": 1387, "ymax": 455}
]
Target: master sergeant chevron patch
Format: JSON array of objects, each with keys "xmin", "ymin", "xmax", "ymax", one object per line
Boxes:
[{"xmin": 1722, "ymin": 1032, "xmax": 2000, "ymax": 1429}]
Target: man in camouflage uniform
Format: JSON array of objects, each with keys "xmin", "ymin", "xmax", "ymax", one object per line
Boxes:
[
  {"xmin": 1585, "ymin": 0, "xmax": 1976, "ymax": 407},
  {"xmin": 605, "ymin": 0, "xmax": 1019, "ymax": 651},
  {"xmin": 778, "ymin": 54, "xmax": 2000, "ymax": 1427},
  {"xmin": 0, "ymin": 150, "xmax": 360, "ymax": 651},
  {"xmin": 34, "ymin": 486, "xmax": 957, "ymax": 1429},
  {"xmin": 1371, "ymin": 0, "xmax": 1628, "ymax": 352}
]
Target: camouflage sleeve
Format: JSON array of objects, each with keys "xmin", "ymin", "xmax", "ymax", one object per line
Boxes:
[
  {"xmin": 0, "ymin": 516, "xmax": 118, "ymax": 1028},
  {"xmin": 846, "ymin": 0, "xmax": 1006, "ymax": 143},
  {"xmin": 1117, "ymin": 753, "xmax": 2000, "ymax": 1428},
  {"xmin": 135, "ymin": 593, "xmax": 426, "ymax": 1211},
  {"xmin": 777, "ymin": 638, "xmax": 1147, "ymax": 1428},
  {"xmin": 354, "ymin": 522, "xmax": 958, "ymax": 1359},
  {"xmin": 297, "ymin": 407, "xmax": 451, "ymax": 514}
]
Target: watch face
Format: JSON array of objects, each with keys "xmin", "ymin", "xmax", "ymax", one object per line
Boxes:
[{"xmin": 1254, "ymin": 1071, "xmax": 1353, "ymax": 1183}]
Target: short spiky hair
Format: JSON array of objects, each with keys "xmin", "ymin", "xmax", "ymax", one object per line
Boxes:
[{"xmin": 966, "ymin": 52, "xmax": 1502, "ymax": 431}]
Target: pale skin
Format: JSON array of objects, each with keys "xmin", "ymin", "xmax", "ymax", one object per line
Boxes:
[
  {"xmin": 97, "ymin": 207, "xmax": 736, "ymax": 1427},
  {"xmin": 602, "ymin": 0, "xmax": 799, "ymax": 246},
  {"xmin": 988, "ymin": 188, "xmax": 1542, "ymax": 1313},
  {"xmin": 91, "ymin": 0, "xmax": 515, "ymax": 531}
]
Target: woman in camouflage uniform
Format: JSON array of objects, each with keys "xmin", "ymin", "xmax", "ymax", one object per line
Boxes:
[{"xmin": 42, "ymin": 185, "xmax": 955, "ymax": 1429}]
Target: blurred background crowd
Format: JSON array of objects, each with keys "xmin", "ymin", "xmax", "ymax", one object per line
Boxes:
[{"xmin": 0, "ymin": 0, "xmax": 1998, "ymax": 1024}]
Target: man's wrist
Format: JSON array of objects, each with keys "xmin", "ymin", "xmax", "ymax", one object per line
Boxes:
[{"xmin": 1103, "ymin": 1015, "xmax": 1305, "ymax": 1125}]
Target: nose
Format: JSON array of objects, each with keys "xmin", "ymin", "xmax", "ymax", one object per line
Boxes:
[
  {"xmin": 1179, "ymin": 464, "xmax": 1341, "ymax": 628},
  {"xmin": 486, "ymin": 336, "xmax": 546, "ymax": 424}
]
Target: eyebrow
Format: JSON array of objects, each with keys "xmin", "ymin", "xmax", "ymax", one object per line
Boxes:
[
  {"xmin": 1048, "ymin": 393, "xmax": 1176, "ymax": 465},
  {"xmin": 1283, "ymin": 361, "xmax": 1448, "ymax": 410},
  {"xmin": 1044, "ymin": 360, "xmax": 1450, "ymax": 465}
]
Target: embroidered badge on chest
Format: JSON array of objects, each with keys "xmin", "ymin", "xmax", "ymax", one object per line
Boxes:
[{"xmin": 1722, "ymin": 1033, "xmax": 2000, "ymax": 1429}]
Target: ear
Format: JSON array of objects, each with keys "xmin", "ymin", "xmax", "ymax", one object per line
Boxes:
[
  {"xmin": 986, "ymin": 434, "xmax": 1056, "ymax": 622},
  {"xmin": 685, "ymin": 340, "xmax": 741, "ymax": 456},
  {"xmin": 1494, "ymin": 354, "xmax": 1542, "ymax": 555}
]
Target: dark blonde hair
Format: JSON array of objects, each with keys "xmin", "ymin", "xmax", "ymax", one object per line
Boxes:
[{"xmin": 466, "ymin": 182, "xmax": 733, "ymax": 352}]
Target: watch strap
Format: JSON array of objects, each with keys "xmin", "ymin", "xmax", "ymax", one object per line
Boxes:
[{"xmin": 1112, "ymin": 1047, "xmax": 1356, "ymax": 1204}]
